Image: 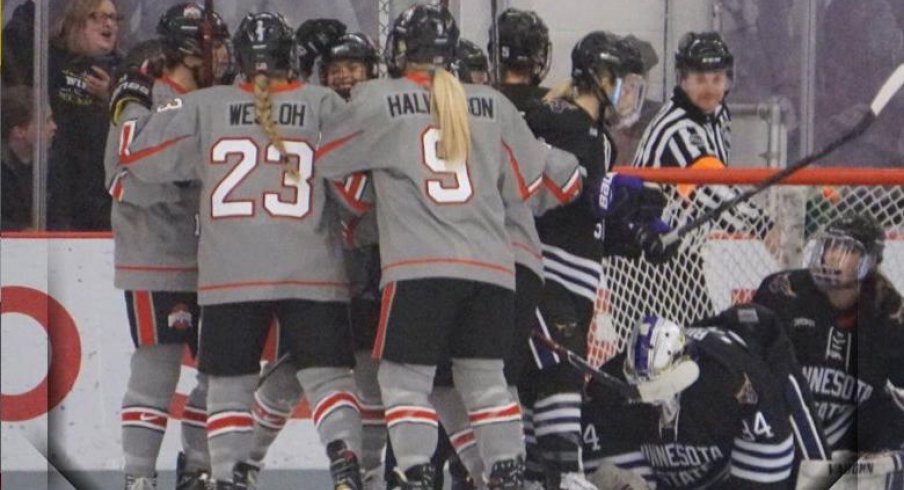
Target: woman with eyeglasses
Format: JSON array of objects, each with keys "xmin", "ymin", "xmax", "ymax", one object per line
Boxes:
[{"xmin": 47, "ymin": 0, "xmax": 122, "ymax": 231}]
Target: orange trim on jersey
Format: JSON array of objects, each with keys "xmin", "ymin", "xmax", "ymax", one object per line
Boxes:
[
  {"xmin": 315, "ymin": 130, "xmax": 364, "ymax": 160},
  {"xmin": 133, "ymin": 291, "xmax": 157, "ymax": 346},
  {"xmin": 502, "ymin": 141, "xmax": 540, "ymax": 200},
  {"xmin": 332, "ymin": 180, "xmax": 370, "ymax": 213},
  {"xmin": 372, "ymin": 282, "xmax": 396, "ymax": 360},
  {"xmin": 542, "ymin": 170, "xmax": 582, "ymax": 205},
  {"xmin": 120, "ymin": 135, "xmax": 190, "ymax": 165},
  {"xmin": 262, "ymin": 315, "xmax": 279, "ymax": 363},
  {"xmin": 238, "ymin": 80, "xmax": 303, "ymax": 93},
  {"xmin": 157, "ymin": 76, "xmax": 190, "ymax": 94},
  {"xmin": 198, "ymin": 279, "xmax": 349, "ymax": 292},
  {"xmin": 116, "ymin": 264, "xmax": 199, "ymax": 272},
  {"xmin": 382, "ymin": 258, "xmax": 514, "ymax": 276},
  {"xmin": 405, "ymin": 72, "xmax": 432, "ymax": 87},
  {"xmin": 512, "ymin": 241, "xmax": 543, "ymax": 261}
]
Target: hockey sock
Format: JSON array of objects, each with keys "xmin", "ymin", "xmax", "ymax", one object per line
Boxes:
[
  {"xmin": 354, "ymin": 351, "xmax": 386, "ymax": 473},
  {"xmin": 533, "ymin": 392, "xmax": 582, "ymax": 474},
  {"xmin": 521, "ymin": 406, "xmax": 545, "ymax": 481},
  {"xmin": 121, "ymin": 343, "xmax": 183, "ymax": 477},
  {"xmin": 451, "ymin": 359, "xmax": 525, "ymax": 467},
  {"xmin": 377, "ymin": 361, "xmax": 438, "ymax": 470},
  {"xmin": 180, "ymin": 373, "xmax": 210, "ymax": 472},
  {"xmin": 297, "ymin": 367, "xmax": 363, "ymax": 458},
  {"xmin": 206, "ymin": 374, "xmax": 258, "ymax": 482},
  {"xmin": 249, "ymin": 361, "xmax": 303, "ymax": 464},
  {"xmin": 431, "ymin": 386, "xmax": 484, "ymax": 482}
]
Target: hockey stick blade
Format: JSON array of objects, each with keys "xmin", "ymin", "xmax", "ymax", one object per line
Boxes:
[
  {"xmin": 530, "ymin": 332, "xmax": 699, "ymax": 403},
  {"xmin": 660, "ymin": 63, "xmax": 904, "ymax": 248}
]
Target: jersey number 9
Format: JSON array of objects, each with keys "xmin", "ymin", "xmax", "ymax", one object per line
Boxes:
[{"xmin": 421, "ymin": 127, "xmax": 473, "ymax": 204}]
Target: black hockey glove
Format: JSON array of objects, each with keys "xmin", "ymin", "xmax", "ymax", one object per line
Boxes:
[
  {"xmin": 110, "ymin": 70, "xmax": 154, "ymax": 124},
  {"xmin": 635, "ymin": 218, "xmax": 679, "ymax": 264}
]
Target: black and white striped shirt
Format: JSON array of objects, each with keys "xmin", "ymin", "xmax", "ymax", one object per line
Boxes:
[
  {"xmin": 632, "ymin": 87, "xmax": 769, "ymax": 236},
  {"xmin": 632, "ymin": 87, "xmax": 731, "ymax": 168}
]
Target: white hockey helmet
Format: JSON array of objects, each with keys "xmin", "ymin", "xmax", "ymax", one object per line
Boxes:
[{"xmin": 624, "ymin": 315, "xmax": 688, "ymax": 384}]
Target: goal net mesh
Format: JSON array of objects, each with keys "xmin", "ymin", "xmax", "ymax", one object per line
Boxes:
[{"xmin": 586, "ymin": 169, "xmax": 904, "ymax": 369}]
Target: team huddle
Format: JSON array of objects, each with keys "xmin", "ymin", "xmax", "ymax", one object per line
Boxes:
[{"xmin": 104, "ymin": 3, "xmax": 904, "ymax": 490}]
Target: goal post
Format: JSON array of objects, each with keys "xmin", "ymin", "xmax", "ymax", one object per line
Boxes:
[{"xmin": 586, "ymin": 166, "xmax": 904, "ymax": 370}]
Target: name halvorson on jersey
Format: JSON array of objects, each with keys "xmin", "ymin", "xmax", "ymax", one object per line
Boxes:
[
  {"xmin": 229, "ymin": 102, "xmax": 307, "ymax": 127},
  {"xmin": 386, "ymin": 92, "xmax": 496, "ymax": 120}
]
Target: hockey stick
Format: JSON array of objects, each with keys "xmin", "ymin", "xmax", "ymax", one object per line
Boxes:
[
  {"xmin": 198, "ymin": 0, "xmax": 215, "ymax": 87},
  {"xmin": 660, "ymin": 63, "xmax": 904, "ymax": 248},
  {"xmin": 530, "ymin": 332, "xmax": 700, "ymax": 403},
  {"xmin": 490, "ymin": 0, "xmax": 501, "ymax": 86},
  {"xmin": 256, "ymin": 352, "xmax": 293, "ymax": 389}
]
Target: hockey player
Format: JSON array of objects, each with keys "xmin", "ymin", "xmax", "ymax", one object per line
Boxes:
[
  {"xmin": 754, "ymin": 213, "xmax": 904, "ymax": 453},
  {"xmin": 453, "ymin": 38, "xmax": 490, "ymax": 85},
  {"xmin": 294, "ymin": 18, "xmax": 347, "ymax": 82},
  {"xmin": 316, "ymin": 4, "xmax": 554, "ymax": 488},
  {"xmin": 489, "ymin": 7, "xmax": 551, "ymax": 112},
  {"xmin": 110, "ymin": 12, "xmax": 365, "ymax": 489},
  {"xmin": 519, "ymin": 30, "xmax": 676, "ymax": 490},
  {"xmin": 103, "ymin": 4, "xmax": 230, "ymax": 489},
  {"xmin": 583, "ymin": 306, "xmax": 816, "ymax": 489}
]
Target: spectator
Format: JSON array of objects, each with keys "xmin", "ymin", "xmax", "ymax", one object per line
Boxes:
[
  {"xmin": 2, "ymin": 86, "xmax": 57, "ymax": 231},
  {"xmin": 46, "ymin": 0, "xmax": 121, "ymax": 230},
  {"xmin": 1, "ymin": 0, "xmax": 35, "ymax": 86}
]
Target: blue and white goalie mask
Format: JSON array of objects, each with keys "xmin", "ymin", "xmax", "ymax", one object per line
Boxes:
[{"xmin": 625, "ymin": 315, "xmax": 688, "ymax": 385}]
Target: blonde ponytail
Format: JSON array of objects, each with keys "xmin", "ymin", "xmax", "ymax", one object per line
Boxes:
[
  {"xmin": 430, "ymin": 68, "xmax": 470, "ymax": 166},
  {"xmin": 253, "ymin": 73, "xmax": 296, "ymax": 176}
]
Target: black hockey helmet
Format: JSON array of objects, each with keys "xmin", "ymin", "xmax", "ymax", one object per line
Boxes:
[
  {"xmin": 456, "ymin": 38, "xmax": 489, "ymax": 73},
  {"xmin": 157, "ymin": 3, "xmax": 229, "ymax": 59},
  {"xmin": 571, "ymin": 31, "xmax": 636, "ymax": 91},
  {"xmin": 385, "ymin": 4, "xmax": 459, "ymax": 77},
  {"xmin": 675, "ymin": 31, "xmax": 734, "ymax": 74},
  {"xmin": 321, "ymin": 32, "xmax": 380, "ymax": 79},
  {"xmin": 489, "ymin": 8, "xmax": 550, "ymax": 85},
  {"xmin": 295, "ymin": 18, "xmax": 347, "ymax": 78},
  {"xmin": 234, "ymin": 12, "xmax": 298, "ymax": 78},
  {"xmin": 805, "ymin": 213, "xmax": 885, "ymax": 289}
]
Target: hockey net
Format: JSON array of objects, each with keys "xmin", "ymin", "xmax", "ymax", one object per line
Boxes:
[{"xmin": 586, "ymin": 167, "xmax": 904, "ymax": 369}]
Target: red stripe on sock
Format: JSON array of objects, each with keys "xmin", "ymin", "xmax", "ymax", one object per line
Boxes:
[
  {"xmin": 469, "ymin": 403, "xmax": 521, "ymax": 426},
  {"xmin": 312, "ymin": 392, "xmax": 360, "ymax": 426},
  {"xmin": 385, "ymin": 406, "xmax": 438, "ymax": 427}
]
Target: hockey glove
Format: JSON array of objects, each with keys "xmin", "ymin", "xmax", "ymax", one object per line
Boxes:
[
  {"xmin": 635, "ymin": 218, "xmax": 679, "ymax": 265},
  {"xmin": 110, "ymin": 70, "xmax": 154, "ymax": 124},
  {"xmin": 592, "ymin": 172, "xmax": 645, "ymax": 220}
]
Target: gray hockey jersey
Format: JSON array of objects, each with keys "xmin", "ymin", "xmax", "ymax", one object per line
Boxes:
[
  {"xmin": 104, "ymin": 77, "xmax": 200, "ymax": 292},
  {"xmin": 316, "ymin": 76, "xmax": 549, "ymax": 290},
  {"xmin": 118, "ymin": 80, "xmax": 355, "ymax": 305},
  {"xmin": 507, "ymin": 143, "xmax": 582, "ymax": 279}
]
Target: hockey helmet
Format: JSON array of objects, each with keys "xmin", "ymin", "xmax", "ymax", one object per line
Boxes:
[
  {"xmin": 625, "ymin": 315, "xmax": 689, "ymax": 384},
  {"xmin": 675, "ymin": 31, "xmax": 734, "ymax": 75},
  {"xmin": 804, "ymin": 213, "xmax": 885, "ymax": 289},
  {"xmin": 234, "ymin": 12, "xmax": 298, "ymax": 78},
  {"xmin": 452, "ymin": 38, "xmax": 489, "ymax": 84},
  {"xmin": 489, "ymin": 8, "xmax": 550, "ymax": 85},
  {"xmin": 157, "ymin": 3, "xmax": 229, "ymax": 59},
  {"xmin": 321, "ymin": 32, "xmax": 380, "ymax": 79},
  {"xmin": 571, "ymin": 31, "xmax": 637, "ymax": 107},
  {"xmin": 295, "ymin": 18, "xmax": 347, "ymax": 79},
  {"xmin": 385, "ymin": 4, "xmax": 459, "ymax": 77}
]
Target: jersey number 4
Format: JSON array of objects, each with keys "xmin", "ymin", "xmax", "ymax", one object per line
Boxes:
[
  {"xmin": 422, "ymin": 127, "xmax": 473, "ymax": 204},
  {"xmin": 211, "ymin": 138, "xmax": 314, "ymax": 219}
]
